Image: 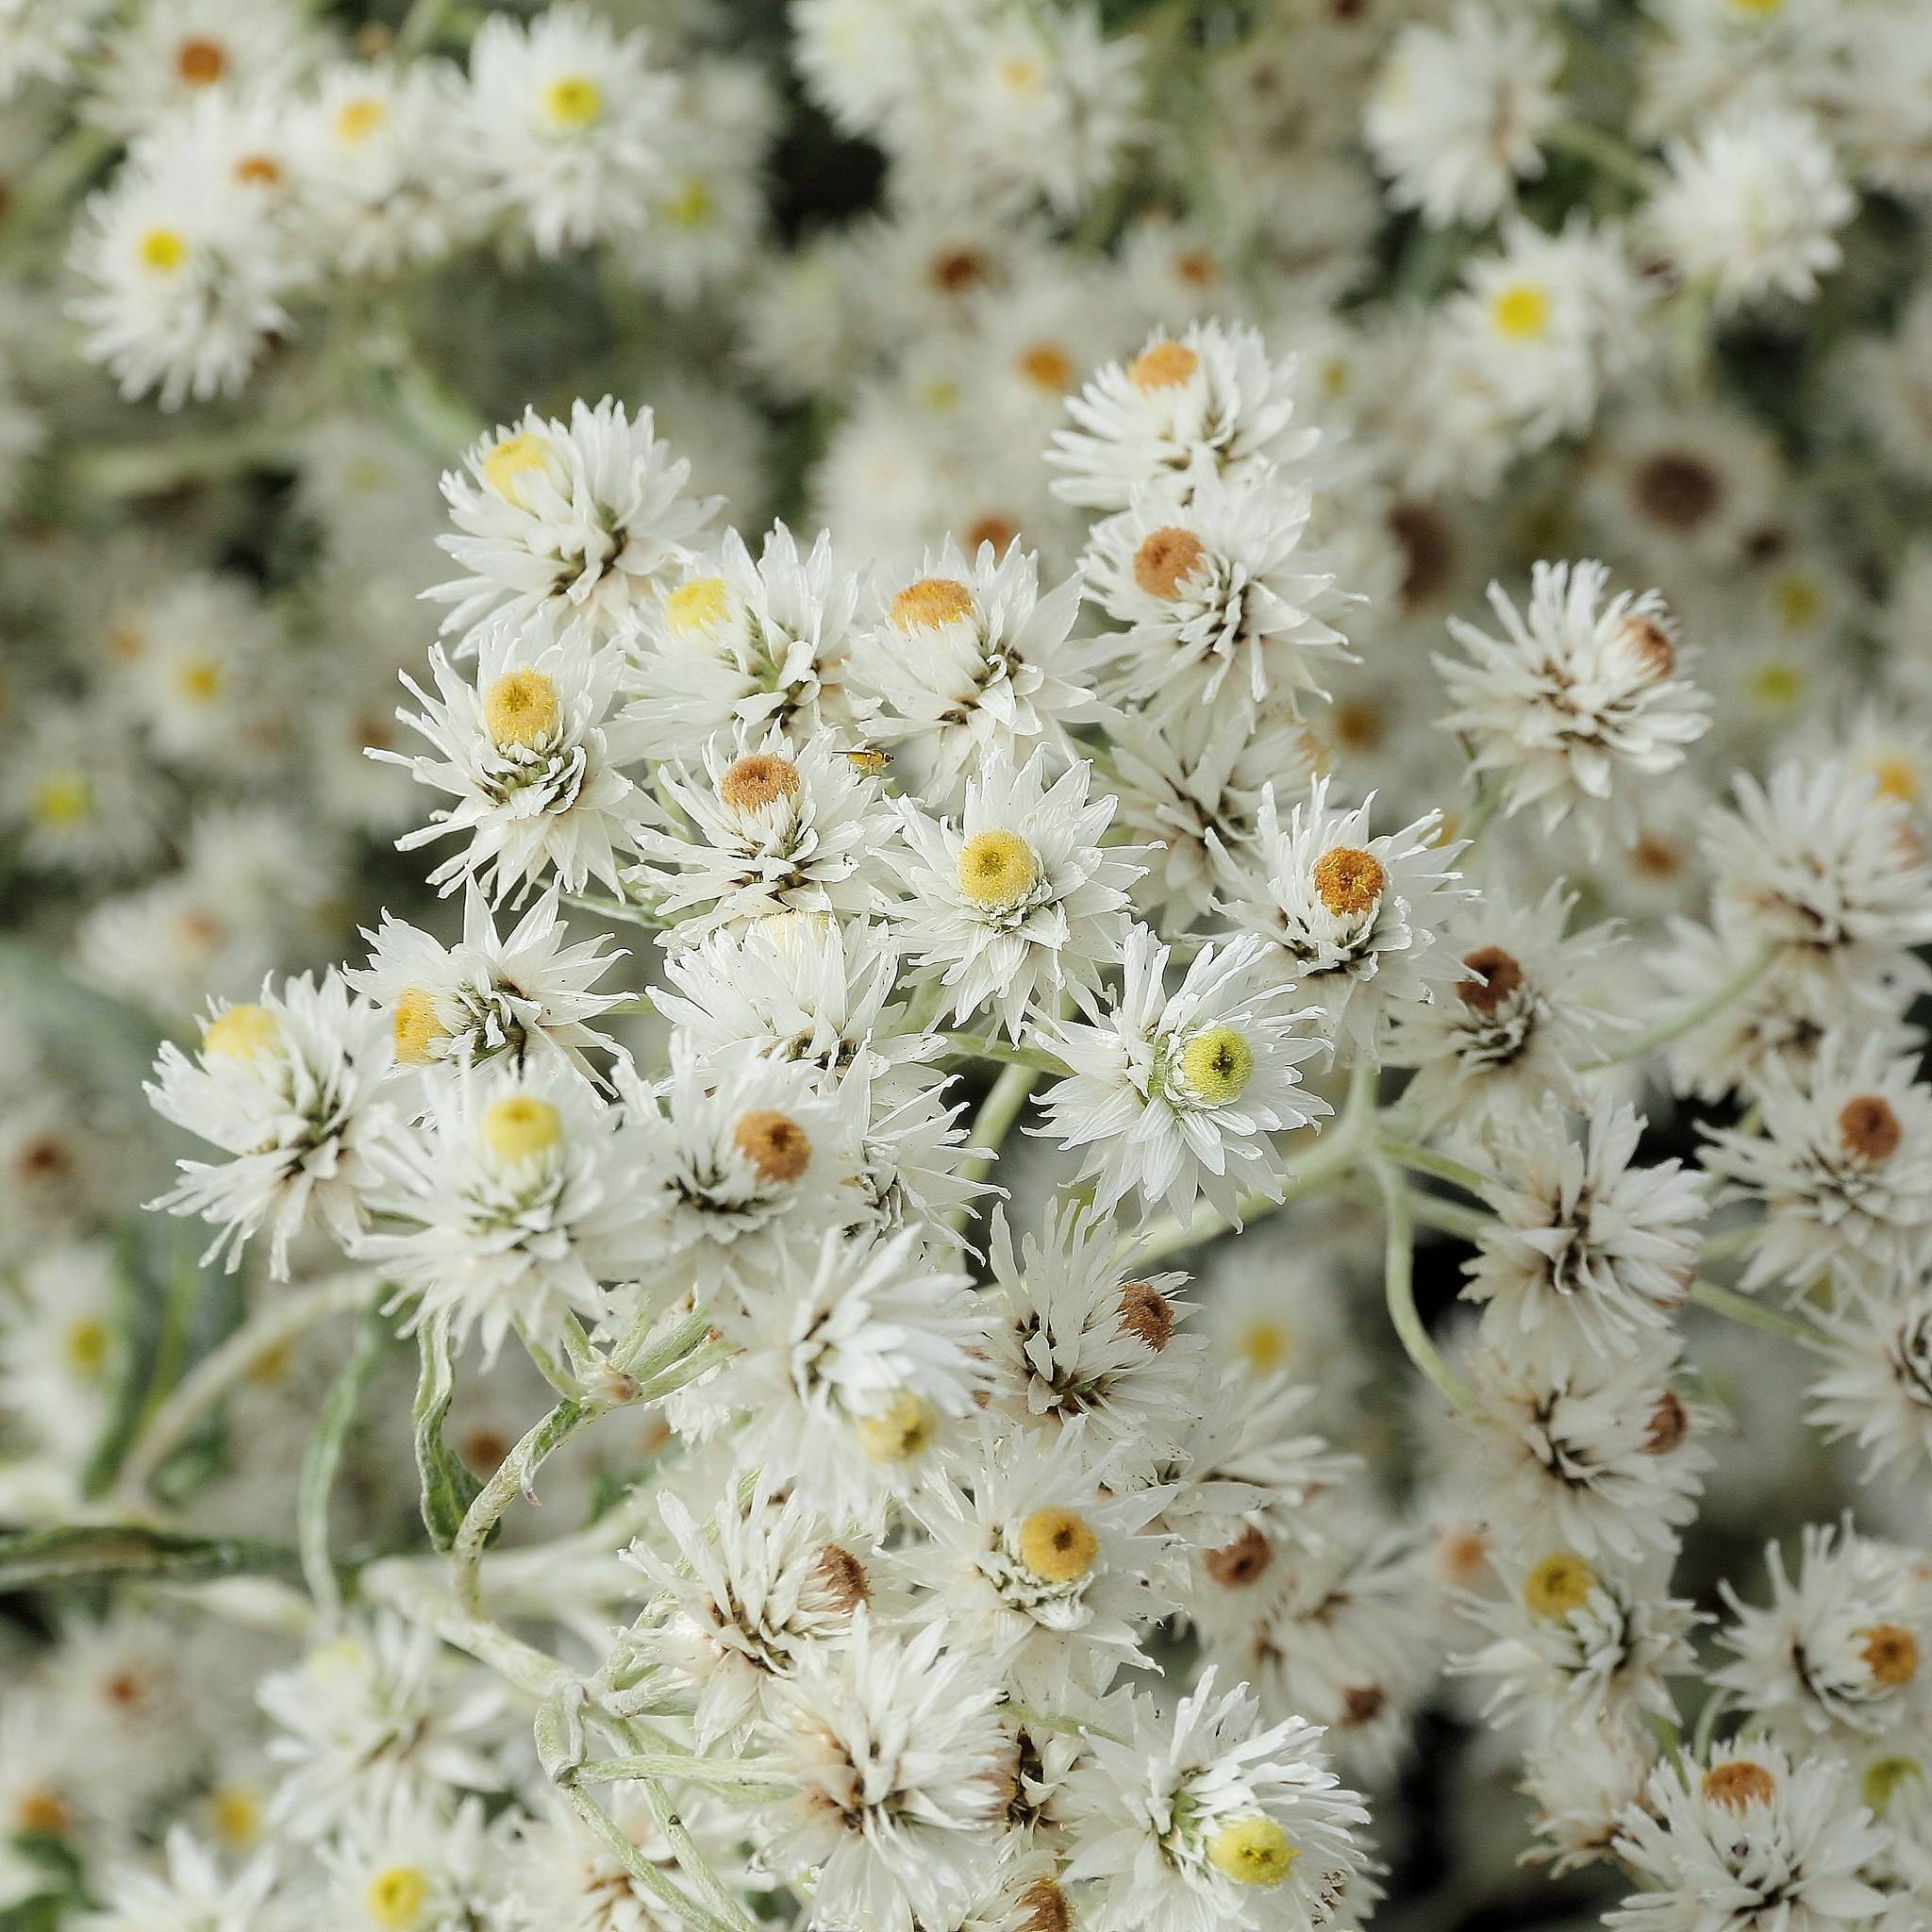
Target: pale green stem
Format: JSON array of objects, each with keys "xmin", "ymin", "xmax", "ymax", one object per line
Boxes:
[
  {"xmin": 937, "ymin": 1031, "xmax": 1066, "ymax": 1072},
  {"xmin": 641, "ymin": 1785, "xmax": 761, "ymax": 1932},
  {"xmin": 1546, "ymin": 119, "xmax": 1658, "ymax": 193},
  {"xmin": 558, "ymin": 1782, "xmax": 742, "ymax": 1932},
  {"xmin": 1387, "ymin": 1186, "xmax": 1489, "ymax": 1244},
  {"xmin": 297, "ymin": 1301, "xmax": 388, "ymax": 1622},
  {"xmin": 395, "ymin": 0, "xmax": 451, "ymax": 55},
  {"xmin": 1687, "ymin": 1277, "xmax": 1824, "ymax": 1347},
  {"xmin": 1586, "ymin": 946, "xmax": 1780, "ymax": 1072},
  {"xmin": 1372, "ymin": 1154, "xmax": 1478, "ymax": 1415},
  {"xmin": 1375, "ymin": 1135, "xmax": 1500, "ymax": 1202},
  {"xmin": 114, "ymin": 1271, "xmax": 379, "ymax": 1502},
  {"xmin": 948, "ymin": 1059, "xmax": 1041, "ymax": 1229},
  {"xmin": 516, "ymin": 1312, "xmax": 589, "ymax": 1400},
  {"xmin": 1002, "ymin": 1700, "xmax": 1127, "ymax": 1746},
  {"xmin": 452, "ymin": 1398, "xmax": 595, "ymax": 1612},
  {"xmin": 1456, "ymin": 779, "xmax": 1506, "ymax": 850},
  {"xmin": 360, "ymin": 1557, "xmax": 568, "ymax": 1700},
  {"xmin": 572, "ymin": 1754, "xmax": 790, "ymax": 1795},
  {"xmin": 563, "ymin": 891, "xmax": 667, "ymax": 931}
]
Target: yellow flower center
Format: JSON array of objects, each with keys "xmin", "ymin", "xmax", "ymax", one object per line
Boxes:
[
  {"xmin": 1134, "ymin": 526, "xmax": 1207, "ymax": 600},
  {"xmin": 1312, "ymin": 844, "xmax": 1385, "ymax": 918},
  {"xmin": 1862, "ymin": 1756, "xmax": 1924, "ymax": 1814},
  {"xmin": 1702, "ymin": 1759, "xmax": 1777, "ymax": 1810},
  {"xmin": 664, "ymin": 576, "xmax": 731, "ymax": 637},
  {"xmin": 957, "ymin": 829, "xmax": 1039, "ymax": 910},
  {"xmin": 367, "ymin": 1865, "xmax": 428, "ymax": 1929},
  {"xmin": 202, "ymin": 1003, "xmax": 281, "ymax": 1061},
  {"xmin": 1490, "ymin": 282, "xmax": 1551, "ymax": 341},
  {"xmin": 1178, "ymin": 1026, "xmax": 1253, "ymax": 1105},
  {"xmin": 479, "ymin": 430, "xmax": 553, "ymax": 505},
  {"xmin": 1859, "ymin": 1623, "xmax": 1920, "ymax": 1688},
  {"xmin": 391, "ymin": 987, "xmax": 447, "ymax": 1067},
  {"xmin": 731, "ymin": 1109, "xmax": 812, "ymax": 1184},
  {"xmin": 31, "ymin": 774, "xmax": 92, "ymax": 828},
  {"xmin": 718, "ymin": 752, "xmax": 802, "ymax": 814},
  {"xmin": 855, "ymin": 1391, "xmax": 934, "ymax": 1463},
  {"xmin": 62, "ymin": 1318, "xmax": 109, "ymax": 1378},
  {"xmin": 1523, "ymin": 1552, "xmax": 1596, "ymax": 1619},
  {"xmin": 140, "ymin": 227, "xmax": 189, "ymax": 272},
  {"xmin": 891, "ymin": 576, "xmax": 974, "ymax": 632},
  {"xmin": 334, "ymin": 96, "xmax": 388, "ymax": 143},
  {"xmin": 1016, "ymin": 1507, "xmax": 1100, "ymax": 1583},
  {"xmin": 482, "ymin": 668, "xmax": 560, "ymax": 749},
  {"xmin": 175, "ymin": 36, "xmax": 226, "ymax": 84},
  {"xmin": 1207, "ymin": 1816, "xmax": 1298, "ymax": 1888},
  {"xmin": 172, "ymin": 656, "xmax": 224, "ymax": 703},
  {"xmin": 1240, "ymin": 1319, "xmax": 1289, "ymax": 1372},
  {"xmin": 663, "ymin": 177, "xmax": 713, "ymax": 227},
  {"xmin": 544, "ymin": 75, "xmax": 602, "ymax": 127},
  {"xmin": 1868, "ymin": 755, "xmax": 1923, "ymax": 805},
  {"xmin": 1746, "ymin": 662, "xmax": 1803, "ymax": 708},
  {"xmin": 209, "ymin": 1786, "xmax": 261, "ymax": 1845},
  {"xmin": 1018, "ymin": 342, "xmax": 1074, "ymax": 391},
  {"xmin": 1129, "ymin": 340, "xmax": 1200, "ymax": 392},
  {"xmin": 481, "ymin": 1094, "xmax": 562, "ymax": 1165},
  {"xmin": 1771, "ymin": 574, "xmax": 1822, "ymax": 631}
]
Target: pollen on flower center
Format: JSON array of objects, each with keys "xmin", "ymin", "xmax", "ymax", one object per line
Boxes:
[
  {"xmin": 1869, "ymin": 755, "xmax": 1924, "ymax": 805},
  {"xmin": 482, "ymin": 668, "xmax": 561, "ymax": 750},
  {"xmin": 1620, "ymin": 615, "xmax": 1676, "ymax": 679},
  {"xmin": 1129, "ymin": 340, "xmax": 1200, "ymax": 392},
  {"xmin": 1457, "ymin": 945, "xmax": 1524, "ymax": 1013},
  {"xmin": 1207, "ymin": 1815, "xmax": 1298, "ymax": 1887},
  {"xmin": 334, "ymin": 96, "xmax": 388, "ymax": 143},
  {"xmin": 208, "ymin": 1786, "xmax": 260, "ymax": 1844},
  {"xmin": 719, "ymin": 753, "xmax": 802, "ymax": 814},
  {"xmin": 391, "ymin": 986, "xmax": 448, "ymax": 1066},
  {"xmin": 1241, "ymin": 1318, "xmax": 1289, "ymax": 1371},
  {"xmin": 1312, "ymin": 845, "xmax": 1386, "ymax": 919},
  {"xmin": 1490, "ymin": 282, "xmax": 1551, "ymax": 340},
  {"xmin": 1017, "ymin": 1877, "xmax": 1073, "ymax": 1932},
  {"xmin": 1858, "ymin": 1623, "xmax": 1920, "ymax": 1687},
  {"xmin": 202, "ymin": 1003, "xmax": 281, "ymax": 1061},
  {"xmin": 1524, "ymin": 1551, "xmax": 1596, "ymax": 1619},
  {"xmin": 814, "ymin": 1542, "xmax": 871, "ymax": 1611},
  {"xmin": 1016, "ymin": 1506, "xmax": 1101, "ymax": 1583},
  {"xmin": 855, "ymin": 1391, "xmax": 934, "ymax": 1462},
  {"xmin": 17, "ymin": 1790, "xmax": 69, "ymax": 1837},
  {"xmin": 63, "ymin": 1318, "xmax": 109, "ymax": 1377},
  {"xmin": 366, "ymin": 1865, "xmax": 428, "ymax": 1929},
  {"xmin": 480, "ymin": 430, "xmax": 553, "ymax": 504},
  {"xmin": 1839, "ymin": 1094, "xmax": 1903, "ymax": 1164},
  {"xmin": 1134, "ymin": 526, "xmax": 1207, "ymax": 599},
  {"xmin": 140, "ymin": 227, "xmax": 189, "ymax": 272},
  {"xmin": 1179, "ymin": 1025, "xmax": 1254, "ymax": 1105},
  {"xmin": 175, "ymin": 36, "xmax": 226, "ymax": 84},
  {"xmin": 31, "ymin": 774, "xmax": 92, "ymax": 827},
  {"xmin": 1862, "ymin": 1756, "xmax": 1924, "ymax": 1814},
  {"xmin": 1701, "ymin": 1759, "xmax": 1777, "ymax": 1810},
  {"xmin": 1019, "ymin": 342, "xmax": 1074, "ymax": 391},
  {"xmin": 544, "ymin": 75, "xmax": 603, "ymax": 127},
  {"xmin": 891, "ymin": 576, "xmax": 975, "ymax": 632},
  {"xmin": 732, "ymin": 1108, "xmax": 811, "ymax": 1184},
  {"xmin": 957, "ymin": 829, "xmax": 1041, "ymax": 910},
  {"xmin": 1117, "ymin": 1280, "xmax": 1175, "ymax": 1351},
  {"xmin": 1204, "ymin": 1524, "xmax": 1273, "ymax": 1587},
  {"xmin": 663, "ymin": 576, "xmax": 730, "ymax": 637},
  {"xmin": 481, "ymin": 1093, "xmax": 563, "ymax": 1165}
]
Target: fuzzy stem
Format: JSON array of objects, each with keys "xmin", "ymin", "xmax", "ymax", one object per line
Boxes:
[
  {"xmin": 452, "ymin": 1399, "xmax": 595, "ymax": 1612},
  {"xmin": 1585, "ymin": 946, "xmax": 1780, "ymax": 1072},
  {"xmin": 572, "ymin": 1754, "xmax": 790, "ymax": 1795},
  {"xmin": 1372, "ymin": 1155, "xmax": 1478, "ymax": 1415},
  {"xmin": 1002, "ymin": 1700, "xmax": 1127, "ymax": 1747},
  {"xmin": 947, "ymin": 1059, "xmax": 1041, "ymax": 1229},
  {"xmin": 1687, "ymin": 1277, "xmax": 1824, "ymax": 1346},
  {"xmin": 360, "ymin": 1558, "xmax": 569, "ymax": 1700},
  {"xmin": 936, "ymin": 1032, "xmax": 1067, "ymax": 1072},
  {"xmin": 1374, "ymin": 1136, "xmax": 1500, "ymax": 1202},
  {"xmin": 1546, "ymin": 120, "xmax": 1657, "ymax": 193},
  {"xmin": 557, "ymin": 1783, "xmax": 743, "ymax": 1932}
]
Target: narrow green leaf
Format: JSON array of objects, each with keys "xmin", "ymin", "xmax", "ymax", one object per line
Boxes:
[
  {"xmin": 0, "ymin": 1524, "xmax": 304, "ymax": 1593},
  {"xmin": 298, "ymin": 1297, "xmax": 391, "ymax": 1617},
  {"xmin": 411, "ymin": 1312, "xmax": 483, "ymax": 1552}
]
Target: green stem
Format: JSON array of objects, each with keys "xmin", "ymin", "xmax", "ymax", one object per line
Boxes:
[
  {"xmin": 1456, "ymin": 779, "xmax": 1506, "ymax": 850},
  {"xmin": 1545, "ymin": 120, "xmax": 1657, "ymax": 193},
  {"xmin": 563, "ymin": 892, "xmax": 668, "ymax": 931},
  {"xmin": 937, "ymin": 1031, "xmax": 1066, "ymax": 1072},
  {"xmin": 395, "ymin": 0, "xmax": 451, "ymax": 55},
  {"xmin": 297, "ymin": 1298, "xmax": 390, "ymax": 1622},
  {"xmin": 452, "ymin": 1399, "xmax": 595, "ymax": 1612},
  {"xmin": 641, "ymin": 1784, "xmax": 761, "ymax": 1932},
  {"xmin": 1002, "ymin": 1701, "xmax": 1126, "ymax": 1746},
  {"xmin": 115, "ymin": 1271, "xmax": 379, "ymax": 1502},
  {"xmin": 572, "ymin": 1755, "xmax": 789, "ymax": 1794},
  {"xmin": 1375, "ymin": 1136, "xmax": 1499, "ymax": 1202},
  {"xmin": 558, "ymin": 1784, "xmax": 743, "ymax": 1932},
  {"xmin": 948, "ymin": 1059, "xmax": 1041, "ymax": 1229},
  {"xmin": 1687, "ymin": 1277, "xmax": 1824, "ymax": 1346},
  {"xmin": 1372, "ymin": 1155, "xmax": 1477, "ymax": 1415},
  {"xmin": 359, "ymin": 1557, "xmax": 568, "ymax": 1700},
  {"xmin": 1586, "ymin": 946, "xmax": 1780, "ymax": 1072}
]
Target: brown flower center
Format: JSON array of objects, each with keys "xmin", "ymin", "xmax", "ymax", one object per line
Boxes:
[
  {"xmin": 1117, "ymin": 1281, "xmax": 1175, "ymax": 1351},
  {"xmin": 175, "ymin": 36, "xmax": 227, "ymax": 84},
  {"xmin": 1633, "ymin": 452, "xmax": 1722, "ymax": 530},
  {"xmin": 1701, "ymin": 1759, "xmax": 1776, "ymax": 1810},
  {"xmin": 1840, "ymin": 1095, "xmax": 1903, "ymax": 1164},
  {"xmin": 1312, "ymin": 845, "xmax": 1385, "ymax": 918},
  {"xmin": 1644, "ymin": 1390, "xmax": 1689, "ymax": 1454},
  {"xmin": 1132, "ymin": 526, "xmax": 1207, "ymax": 600},
  {"xmin": 718, "ymin": 753, "xmax": 801, "ymax": 814},
  {"xmin": 1203, "ymin": 1524, "xmax": 1273, "ymax": 1587},
  {"xmin": 814, "ymin": 1542, "xmax": 871, "ymax": 1612},
  {"xmin": 732, "ymin": 1110, "xmax": 811, "ymax": 1183},
  {"xmin": 1341, "ymin": 1685, "xmax": 1387, "ymax": 1727},
  {"xmin": 1859, "ymin": 1623, "xmax": 1920, "ymax": 1688},
  {"xmin": 1457, "ymin": 945, "xmax": 1524, "ymax": 1014},
  {"xmin": 1129, "ymin": 340, "xmax": 1199, "ymax": 392},
  {"xmin": 1621, "ymin": 615, "xmax": 1675, "ymax": 678}
]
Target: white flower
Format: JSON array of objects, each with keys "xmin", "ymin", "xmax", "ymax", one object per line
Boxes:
[
  {"xmin": 1062, "ymin": 1667, "xmax": 1371, "ymax": 1932},
  {"xmin": 624, "ymin": 1481, "xmax": 873, "ymax": 1745},
  {"xmin": 1648, "ymin": 105, "xmax": 1855, "ymax": 312},
  {"xmin": 0, "ymin": 1241, "xmax": 124, "ymax": 1465},
  {"xmin": 906, "ymin": 1423, "xmax": 1175, "ymax": 1699},
  {"xmin": 147, "ymin": 974, "xmax": 398, "ymax": 1277},
  {"xmin": 1520, "ymin": 1720, "xmax": 1657, "ymax": 1874},
  {"xmin": 1807, "ymin": 1286, "xmax": 1932, "ymax": 1480},
  {"xmin": 1036, "ymin": 924, "xmax": 1327, "ymax": 1228},
  {"xmin": 625, "ymin": 525, "xmax": 870, "ymax": 750},
  {"xmin": 319, "ymin": 1791, "xmax": 501, "ymax": 1932},
  {"xmin": 379, "ymin": 613, "xmax": 648, "ymax": 904},
  {"xmin": 1385, "ymin": 890, "xmax": 1623, "ymax": 1141},
  {"xmin": 889, "ymin": 750, "xmax": 1141, "ymax": 1040},
  {"xmin": 0, "ymin": 0, "xmax": 111, "ymax": 101},
  {"xmin": 1713, "ymin": 1521, "xmax": 1929, "ymax": 1744},
  {"xmin": 1608, "ymin": 1742, "xmax": 1888, "ymax": 1932},
  {"xmin": 1365, "ymin": 2, "xmax": 1564, "ymax": 227},
  {"xmin": 630, "ymin": 724, "xmax": 899, "ymax": 941},
  {"xmin": 706, "ymin": 1226, "xmax": 993, "ymax": 1527},
  {"xmin": 1051, "ymin": 320, "xmax": 1324, "ymax": 514},
  {"xmin": 83, "ymin": 0, "xmax": 313, "ymax": 139},
  {"xmin": 858, "ymin": 538, "xmax": 1097, "ymax": 807},
  {"xmin": 1702, "ymin": 1032, "xmax": 1932, "ymax": 1298},
  {"xmin": 760, "ymin": 1612, "xmax": 1007, "ymax": 1932},
  {"xmin": 1439, "ymin": 560, "xmax": 1709, "ymax": 849},
  {"xmin": 1216, "ymin": 774, "xmax": 1470, "ymax": 1058},
  {"xmin": 1451, "ymin": 1548, "xmax": 1702, "ymax": 1735},
  {"xmin": 1083, "ymin": 466, "xmax": 1356, "ymax": 723},
  {"xmin": 1702, "ymin": 759, "xmax": 1932, "ymax": 1000},
  {"xmin": 455, "ymin": 4, "xmax": 675, "ymax": 256},
  {"xmin": 428, "ymin": 399, "xmax": 717, "ymax": 651},
  {"xmin": 80, "ymin": 1825, "xmax": 285, "ymax": 1932},
  {"xmin": 258, "ymin": 1613, "xmax": 504, "ymax": 1840},
  {"xmin": 357, "ymin": 1058, "xmax": 662, "ymax": 1360},
  {"xmin": 347, "ymin": 883, "xmax": 629, "ymax": 1084},
  {"xmin": 1459, "ymin": 1096, "xmax": 1707, "ymax": 1374}
]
